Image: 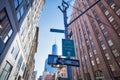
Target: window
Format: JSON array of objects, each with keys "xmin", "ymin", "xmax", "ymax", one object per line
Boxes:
[
  {"xmin": 116, "ymin": 9, "xmax": 120, "ymax": 16},
  {"xmin": 18, "ymin": 0, "xmax": 23, "ymax": 4},
  {"xmin": 109, "ymin": 16, "xmax": 114, "ymax": 22},
  {"xmin": 8, "ymin": 29, "xmax": 13, "ymax": 37},
  {"xmin": 105, "ymin": 53, "xmax": 110, "ymax": 60},
  {"xmin": 96, "ymin": 58, "xmax": 100, "ymax": 64},
  {"xmin": 119, "ymin": 62, "xmax": 120, "ymax": 66},
  {"xmin": 101, "ymin": 5, "xmax": 106, "ymax": 11},
  {"xmin": 95, "ymin": 70, "xmax": 104, "ymax": 77},
  {"xmin": 21, "ymin": 63, "xmax": 25, "ymax": 71},
  {"xmin": 106, "ymin": 0, "xmax": 112, "ymax": 4},
  {"xmin": 97, "ymin": 19, "xmax": 101, "ymax": 24},
  {"xmin": 105, "ymin": 10, "xmax": 109, "ymax": 16},
  {"xmin": 14, "ymin": 0, "xmax": 23, "ymax": 9},
  {"xmin": 107, "ymin": 40, "xmax": 113, "ymax": 46},
  {"xmin": 101, "ymin": 44, "xmax": 106, "ymax": 50},
  {"xmin": 14, "ymin": 55, "xmax": 23, "ymax": 79},
  {"xmin": 111, "ymin": 3, "xmax": 116, "ymax": 9},
  {"xmin": 27, "ymin": 13, "xmax": 30, "ymax": 27},
  {"xmin": 84, "ymin": 73, "xmax": 91, "ymax": 80},
  {"xmin": 85, "ymin": 55, "xmax": 87, "ymax": 60},
  {"xmin": 18, "ymin": 55, "xmax": 23, "ymax": 67},
  {"xmin": 89, "ymin": 52, "xmax": 92, "ymax": 57},
  {"xmin": 14, "ymin": 0, "xmax": 19, "ymax": 9},
  {"xmin": 17, "ymin": 12, "xmax": 20, "ymax": 21},
  {"xmin": 113, "ymin": 23, "xmax": 119, "ymax": 30},
  {"xmin": 91, "ymin": 42, "xmax": 94, "ymax": 48},
  {"xmin": 82, "ymin": 56, "xmax": 84, "ymax": 62},
  {"xmin": 104, "ymin": 32, "xmax": 108, "ymax": 38},
  {"xmin": 20, "ymin": 6, "xmax": 24, "ymax": 16},
  {"xmin": 11, "ymin": 42, "xmax": 19, "ymax": 59},
  {"xmin": 17, "ymin": 6, "xmax": 24, "ymax": 21},
  {"xmin": 26, "ymin": 0, "xmax": 30, "ymax": 6},
  {"xmin": 0, "ymin": 62, "xmax": 12, "ymax": 80},
  {"xmin": 98, "ymin": 1, "xmax": 102, "ymax": 6},
  {"xmin": 0, "ymin": 9, "xmax": 13, "ymax": 54},
  {"xmin": 93, "ymin": 50, "xmax": 97, "ymax": 54},
  {"xmin": 109, "ymin": 64, "xmax": 115, "ymax": 71},
  {"xmin": 0, "ymin": 38, "xmax": 5, "ymax": 54},
  {"xmin": 98, "ymin": 36, "xmax": 102, "ymax": 41},
  {"xmin": 112, "ymin": 49, "xmax": 119, "ymax": 57},
  {"xmin": 100, "ymin": 24, "xmax": 105, "ymax": 30},
  {"xmin": 89, "ymin": 36, "xmax": 92, "ymax": 40},
  {"xmin": 91, "ymin": 60, "xmax": 95, "ymax": 66},
  {"xmin": 93, "ymin": 24, "xmax": 97, "ymax": 29}
]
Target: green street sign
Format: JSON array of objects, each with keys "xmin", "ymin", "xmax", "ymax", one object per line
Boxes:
[{"xmin": 62, "ymin": 39, "xmax": 75, "ymax": 57}]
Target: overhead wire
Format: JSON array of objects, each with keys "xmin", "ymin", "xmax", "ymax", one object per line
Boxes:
[{"xmin": 67, "ymin": 0, "xmax": 115, "ymax": 30}]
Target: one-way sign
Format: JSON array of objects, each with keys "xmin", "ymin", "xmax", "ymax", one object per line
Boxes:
[
  {"xmin": 58, "ymin": 58, "xmax": 79, "ymax": 67},
  {"xmin": 48, "ymin": 54, "xmax": 80, "ymax": 67}
]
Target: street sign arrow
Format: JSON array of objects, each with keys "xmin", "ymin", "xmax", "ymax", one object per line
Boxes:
[
  {"xmin": 58, "ymin": 58, "xmax": 79, "ymax": 67},
  {"xmin": 48, "ymin": 55, "xmax": 80, "ymax": 67}
]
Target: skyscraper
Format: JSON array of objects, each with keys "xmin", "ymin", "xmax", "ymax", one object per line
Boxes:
[
  {"xmin": 69, "ymin": 0, "xmax": 120, "ymax": 80},
  {"xmin": 44, "ymin": 43, "xmax": 58, "ymax": 75},
  {"xmin": 0, "ymin": 0, "xmax": 45, "ymax": 80},
  {"xmin": 52, "ymin": 44, "xmax": 58, "ymax": 55},
  {"xmin": 44, "ymin": 58, "xmax": 57, "ymax": 74}
]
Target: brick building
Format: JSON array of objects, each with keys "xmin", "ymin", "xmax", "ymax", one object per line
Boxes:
[{"xmin": 69, "ymin": 0, "xmax": 120, "ymax": 80}]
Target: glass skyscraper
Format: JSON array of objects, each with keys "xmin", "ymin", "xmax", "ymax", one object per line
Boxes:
[
  {"xmin": 52, "ymin": 44, "xmax": 58, "ymax": 55},
  {"xmin": 44, "ymin": 43, "xmax": 58, "ymax": 74}
]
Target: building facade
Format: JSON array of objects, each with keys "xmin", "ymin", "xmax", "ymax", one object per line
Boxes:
[
  {"xmin": 45, "ymin": 74, "xmax": 55, "ymax": 80},
  {"xmin": 55, "ymin": 67, "xmax": 67, "ymax": 80},
  {"xmin": 69, "ymin": 0, "xmax": 120, "ymax": 80},
  {"xmin": 0, "ymin": 0, "xmax": 45, "ymax": 80}
]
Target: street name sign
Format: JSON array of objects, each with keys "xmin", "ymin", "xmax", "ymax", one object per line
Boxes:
[
  {"xmin": 50, "ymin": 29, "xmax": 65, "ymax": 33},
  {"xmin": 62, "ymin": 39, "xmax": 75, "ymax": 57}
]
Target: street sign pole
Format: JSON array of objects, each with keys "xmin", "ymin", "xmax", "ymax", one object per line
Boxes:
[
  {"xmin": 58, "ymin": 1, "xmax": 73, "ymax": 80},
  {"xmin": 50, "ymin": 0, "xmax": 101, "ymax": 80}
]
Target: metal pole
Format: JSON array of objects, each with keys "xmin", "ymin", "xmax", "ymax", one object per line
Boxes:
[
  {"xmin": 58, "ymin": 0, "xmax": 73, "ymax": 80},
  {"xmin": 57, "ymin": 0, "xmax": 101, "ymax": 80}
]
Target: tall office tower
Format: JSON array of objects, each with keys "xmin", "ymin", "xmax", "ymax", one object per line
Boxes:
[
  {"xmin": 44, "ymin": 43, "xmax": 58, "ymax": 74},
  {"xmin": 0, "ymin": 0, "xmax": 45, "ymax": 80},
  {"xmin": 69, "ymin": 0, "xmax": 120, "ymax": 80},
  {"xmin": 52, "ymin": 44, "xmax": 58, "ymax": 55}
]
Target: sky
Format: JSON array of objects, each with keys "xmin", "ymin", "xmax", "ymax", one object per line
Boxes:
[{"xmin": 34, "ymin": 0, "xmax": 74, "ymax": 79}]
